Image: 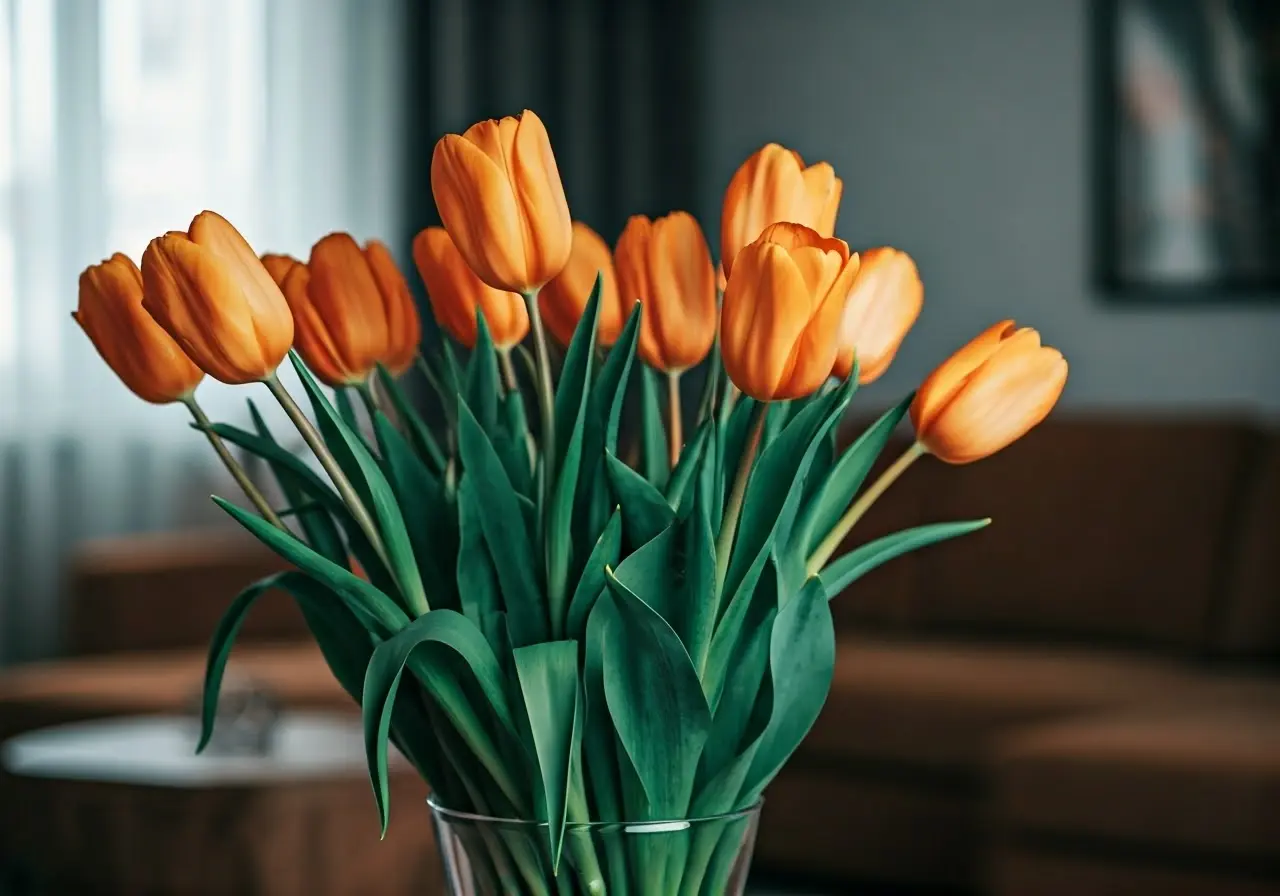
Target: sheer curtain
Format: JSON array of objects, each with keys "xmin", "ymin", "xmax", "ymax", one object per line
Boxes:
[{"xmin": 0, "ymin": 0, "xmax": 406, "ymax": 663}]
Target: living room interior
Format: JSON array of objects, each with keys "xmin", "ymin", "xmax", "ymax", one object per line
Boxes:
[{"xmin": 1, "ymin": 0, "xmax": 1278, "ymax": 894}]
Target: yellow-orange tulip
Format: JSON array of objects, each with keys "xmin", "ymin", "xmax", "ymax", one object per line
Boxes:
[
  {"xmin": 74, "ymin": 253, "xmax": 204, "ymax": 403},
  {"xmin": 261, "ymin": 235, "xmax": 421, "ymax": 387},
  {"xmin": 413, "ymin": 226, "xmax": 529, "ymax": 350},
  {"xmin": 911, "ymin": 321, "xmax": 1068, "ymax": 464},
  {"xmin": 540, "ymin": 222, "xmax": 625, "ymax": 347},
  {"xmin": 141, "ymin": 211, "xmax": 294, "ymax": 384},
  {"xmin": 832, "ymin": 247, "xmax": 923, "ymax": 384},
  {"xmin": 614, "ymin": 212, "xmax": 717, "ymax": 373},
  {"xmin": 721, "ymin": 143, "xmax": 842, "ymax": 279},
  {"xmin": 721, "ymin": 222, "xmax": 861, "ymax": 402},
  {"xmin": 430, "ymin": 109, "xmax": 572, "ymax": 294}
]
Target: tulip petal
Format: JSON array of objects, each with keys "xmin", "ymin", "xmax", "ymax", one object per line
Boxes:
[
  {"xmin": 542, "ymin": 221, "xmax": 621, "ymax": 347},
  {"xmin": 833, "ymin": 247, "xmax": 923, "ymax": 383},
  {"xmin": 308, "ymin": 232, "xmax": 389, "ymax": 375},
  {"xmin": 616, "ymin": 216, "xmax": 661, "ymax": 366},
  {"xmin": 511, "ymin": 110, "xmax": 572, "ymax": 288},
  {"xmin": 721, "ymin": 242, "xmax": 811, "ymax": 401},
  {"xmin": 414, "ymin": 226, "xmax": 529, "ymax": 350},
  {"xmin": 910, "ymin": 319, "xmax": 1017, "ymax": 432},
  {"xmin": 365, "ymin": 240, "xmax": 421, "ymax": 373},
  {"xmin": 775, "ymin": 252, "xmax": 861, "ymax": 400},
  {"xmin": 801, "ymin": 162, "xmax": 841, "ymax": 237},
  {"xmin": 648, "ymin": 211, "xmax": 717, "ymax": 371}
]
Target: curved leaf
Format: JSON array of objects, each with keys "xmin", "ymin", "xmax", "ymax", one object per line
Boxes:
[
  {"xmin": 666, "ymin": 420, "xmax": 711, "ymax": 517},
  {"xmin": 376, "ymin": 363, "xmax": 447, "ymax": 473},
  {"xmin": 203, "ymin": 422, "xmax": 342, "ymax": 515},
  {"xmin": 566, "ymin": 509, "xmax": 621, "ymax": 640},
  {"xmin": 640, "ymin": 367, "xmax": 668, "ymax": 490},
  {"xmin": 553, "ymin": 273, "xmax": 602, "ymax": 475},
  {"xmin": 456, "ymin": 474, "xmax": 501, "ymax": 624},
  {"xmin": 820, "ymin": 519, "xmax": 991, "ymax": 596},
  {"xmin": 605, "ymin": 450, "xmax": 674, "ymax": 549}
]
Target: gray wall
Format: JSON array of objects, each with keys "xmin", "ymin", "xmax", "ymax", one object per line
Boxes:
[{"xmin": 701, "ymin": 0, "xmax": 1280, "ymax": 413}]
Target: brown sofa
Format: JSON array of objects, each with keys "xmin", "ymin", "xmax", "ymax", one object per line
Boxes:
[{"xmin": 757, "ymin": 415, "xmax": 1280, "ymax": 894}]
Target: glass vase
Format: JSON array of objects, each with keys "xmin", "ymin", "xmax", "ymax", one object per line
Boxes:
[{"xmin": 429, "ymin": 796, "xmax": 762, "ymax": 896}]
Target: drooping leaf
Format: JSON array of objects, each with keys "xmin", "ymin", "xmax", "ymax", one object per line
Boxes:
[
  {"xmin": 640, "ymin": 366, "xmax": 668, "ymax": 490},
  {"xmin": 820, "ymin": 519, "xmax": 991, "ymax": 596},
  {"xmin": 566, "ymin": 509, "xmax": 622, "ymax": 640},
  {"xmin": 513, "ymin": 641, "xmax": 581, "ymax": 870},
  {"xmin": 205, "ymin": 422, "xmax": 343, "ymax": 515},
  {"xmin": 456, "ymin": 401, "xmax": 548, "ymax": 646},
  {"xmin": 604, "ymin": 450, "xmax": 674, "ymax": 549},
  {"xmin": 377, "ymin": 363, "xmax": 447, "ymax": 473},
  {"xmin": 600, "ymin": 572, "xmax": 710, "ymax": 819}
]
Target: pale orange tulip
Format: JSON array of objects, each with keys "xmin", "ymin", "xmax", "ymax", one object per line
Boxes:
[
  {"xmin": 832, "ymin": 247, "xmax": 923, "ymax": 384},
  {"xmin": 911, "ymin": 321, "xmax": 1068, "ymax": 464},
  {"xmin": 721, "ymin": 143, "xmax": 842, "ymax": 279},
  {"xmin": 74, "ymin": 253, "xmax": 204, "ymax": 403},
  {"xmin": 413, "ymin": 226, "xmax": 529, "ymax": 350},
  {"xmin": 141, "ymin": 211, "xmax": 295, "ymax": 384},
  {"xmin": 614, "ymin": 212, "xmax": 717, "ymax": 373},
  {"xmin": 540, "ymin": 222, "xmax": 625, "ymax": 347},
  {"xmin": 430, "ymin": 109, "xmax": 572, "ymax": 294},
  {"xmin": 721, "ymin": 222, "xmax": 861, "ymax": 402}
]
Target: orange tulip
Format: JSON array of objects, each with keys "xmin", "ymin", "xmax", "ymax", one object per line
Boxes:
[
  {"xmin": 413, "ymin": 226, "xmax": 529, "ymax": 350},
  {"xmin": 832, "ymin": 247, "xmax": 923, "ymax": 384},
  {"xmin": 261, "ymin": 235, "xmax": 421, "ymax": 388},
  {"xmin": 721, "ymin": 143, "xmax": 842, "ymax": 279},
  {"xmin": 721, "ymin": 222, "xmax": 861, "ymax": 402},
  {"xmin": 614, "ymin": 212, "xmax": 717, "ymax": 373},
  {"xmin": 141, "ymin": 211, "xmax": 294, "ymax": 384},
  {"xmin": 430, "ymin": 109, "xmax": 572, "ymax": 294},
  {"xmin": 540, "ymin": 222, "xmax": 625, "ymax": 347},
  {"xmin": 74, "ymin": 253, "xmax": 204, "ymax": 404},
  {"xmin": 911, "ymin": 321, "xmax": 1068, "ymax": 464}
]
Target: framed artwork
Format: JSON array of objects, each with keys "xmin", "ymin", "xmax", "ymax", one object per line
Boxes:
[{"xmin": 1092, "ymin": 0, "xmax": 1280, "ymax": 298}]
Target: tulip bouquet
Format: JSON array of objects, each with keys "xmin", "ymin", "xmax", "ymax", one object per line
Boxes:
[{"xmin": 76, "ymin": 110, "xmax": 1067, "ymax": 895}]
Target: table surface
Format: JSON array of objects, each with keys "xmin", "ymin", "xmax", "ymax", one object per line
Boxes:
[{"xmin": 0, "ymin": 712, "xmax": 386, "ymax": 786}]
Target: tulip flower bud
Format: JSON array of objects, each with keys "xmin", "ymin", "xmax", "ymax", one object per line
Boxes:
[
  {"xmin": 413, "ymin": 226, "xmax": 529, "ymax": 350},
  {"xmin": 832, "ymin": 247, "xmax": 923, "ymax": 384},
  {"xmin": 430, "ymin": 109, "xmax": 572, "ymax": 294},
  {"xmin": 74, "ymin": 253, "xmax": 204, "ymax": 403},
  {"xmin": 141, "ymin": 211, "xmax": 295, "ymax": 384},
  {"xmin": 540, "ymin": 222, "xmax": 624, "ymax": 348},
  {"xmin": 911, "ymin": 321, "xmax": 1068, "ymax": 464},
  {"xmin": 721, "ymin": 143, "xmax": 842, "ymax": 279},
  {"xmin": 614, "ymin": 212, "xmax": 717, "ymax": 373},
  {"xmin": 721, "ymin": 222, "xmax": 861, "ymax": 402}
]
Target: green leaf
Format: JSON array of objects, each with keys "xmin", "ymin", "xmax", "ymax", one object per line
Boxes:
[
  {"xmin": 456, "ymin": 474, "xmax": 501, "ymax": 624},
  {"xmin": 582, "ymin": 596, "xmax": 625, "ymax": 823},
  {"xmin": 456, "ymin": 402, "xmax": 548, "ymax": 646},
  {"xmin": 640, "ymin": 367, "xmax": 668, "ymax": 490},
  {"xmin": 820, "ymin": 519, "xmax": 991, "ymax": 595},
  {"xmin": 601, "ymin": 572, "xmax": 710, "ymax": 819},
  {"xmin": 501, "ymin": 386, "xmax": 534, "ymax": 497},
  {"xmin": 666, "ymin": 420, "xmax": 711, "ymax": 518},
  {"xmin": 335, "ymin": 386, "xmax": 362, "ymax": 434},
  {"xmin": 741, "ymin": 576, "xmax": 836, "ymax": 802},
  {"xmin": 566, "ymin": 509, "xmax": 621, "ymax": 640},
  {"xmin": 548, "ymin": 278, "xmax": 601, "ymax": 630},
  {"xmin": 291, "ymin": 353, "xmax": 428, "ymax": 615},
  {"xmin": 466, "ymin": 312, "xmax": 501, "ymax": 437},
  {"xmin": 604, "ymin": 450, "xmax": 674, "ymax": 549},
  {"xmin": 377, "ymin": 363, "xmax": 447, "ymax": 474},
  {"xmin": 684, "ymin": 489, "xmax": 717, "ymax": 678},
  {"xmin": 205, "ymin": 422, "xmax": 343, "ymax": 515},
  {"xmin": 611, "ymin": 523, "xmax": 680, "ymax": 633},
  {"xmin": 598, "ymin": 303, "xmax": 642, "ymax": 457},
  {"xmin": 513, "ymin": 641, "xmax": 581, "ymax": 871},
  {"xmin": 362, "ymin": 609, "xmax": 518, "ymax": 833},
  {"xmin": 214, "ymin": 496, "xmax": 406, "ymax": 635},
  {"xmin": 796, "ymin": 393, "xmax": 914, "ymax": 557}
]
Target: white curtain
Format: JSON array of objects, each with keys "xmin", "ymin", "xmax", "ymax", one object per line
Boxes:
[{"xmin": 0, "ymin": 0, "xmax": 406, "ymax": 663}]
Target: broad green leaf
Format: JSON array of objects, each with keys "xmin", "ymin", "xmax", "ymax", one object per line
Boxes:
[
  {"xmin": 291, "ymin": 353, "xmax": 427, "ymax": 614},
  {"xmin": 513, "ymin": 641, "xmax": 581, "ymax": 870},
  {"xmin": 553, "ymin": 273, "xmax": 603, "ymax": 475},
  {"xmin": 501, "ymin": 386, "xmax": 534, "ymax": 497},
  {"xmin": 719, "ymin": 394, "xmax": 759, "ymax": 509},
  {"xmin": 598, "ymin": 303, "xmax": 642, "ymax": 456},
  {"xmin": 335, "ymin": 386, "xmax": 362, "ymax": 434},
  {"xmin": 611, "ymin": 523, "xmax": 680, "ymax": 634},
  {"xmin": 466, "ymin": 311, "xmax": 501, "ymax": 436},
  {"xmin": 666, "ymin": 420, "xmax": 711, "ymax": 518},
  {"xmin": 762, "ymin": 399, "xmax": 791, "ymax": 450},
  {"xmin": 362, "ymin": 609, "xmax": 519, "ymax": 833},
  {"xmin": 456, "ymin": 474, "xmax": 501, "ymax": 625},
  {"xmin": 566, "ymin": 509, "xmax": 621, "ymax": 640},
  {"xmin": 795, "ymin": 392, "xmax": 914, "ymax": 557},
  {"xmin": 741, "ymin": 576, "xmax": 836, "ymax": 801},
  {"xmin": 820, "ymin": 519, "xmax": 991, "ymax": 595},
  {"xmin": 640, "ymin": 367, "xmax": 668, "ymax": 490},
  {"xmin": 456, "ymin": 402, "xmax": 548, "ymax": 646},
  {"xmin": 601, "ymin": 572, "xmax": 710, "ymax": 819},
  {"xmin": 684, "ymin": 490, "xmax": 717, "ymax": 679},
  {"xmin": 214, "ymin": 496, "xmax": 406, "ymax": 635},
  {"xmin": 377, "ymin": 363, "xmax": 447, "ymax": 473},
  {"xmin": 604, "ymin": 450, "xmax": 674, "ymax": 549},
  {"xmin": 582, "ymin": 596, "xmax": 624, "ymax": 824}
]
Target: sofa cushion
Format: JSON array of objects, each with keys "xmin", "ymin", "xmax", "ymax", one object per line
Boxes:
[
  {"xmin": 994, "ymin": 691, "xmax": 1280, "ymax": 865},
  {"xmin": 800, "ymin": 635, "xmax": 1197, "ymax": 775},
  {"xmin": 1215, "ymin": 434, "xmax": 1280, "ymax": 658},
  {"xmin": 903, "ymin": 418, "xmax": 1263, "ymax": 651}
]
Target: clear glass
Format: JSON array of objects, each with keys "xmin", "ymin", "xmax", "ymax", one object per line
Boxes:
[{"xmin": 429, "ymin": 797, "xmax": 762, "ymax": 896}]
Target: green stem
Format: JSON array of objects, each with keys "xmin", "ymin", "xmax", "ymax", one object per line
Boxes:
[
  {"xmin": 498, "ymin": 348, "xmax": 520, "ymax": 394},
  {"xmin": 264, "ymin": 373, "xmax": 392, "ymax": 572},
  {"xmin": 524, "ymin": 289, "xmax": 557, "ymax": 505},
  {"xmin": 714, "ymin": 401, "xmax": 767, "ymax": 596},
  {"xmin": 718, "ymin": 381, "xmax": 741, "ymax": 426},
  {"xmin": 806, "ymin": 440, "xmax": 927, "ymax": 574},
  {"xmin": 667, "ymin": 370, "xmax": 683, "ymax": 469},
  {"xmin": 184, "ymin": 395, "xmax": 285, "ymax": 532}
]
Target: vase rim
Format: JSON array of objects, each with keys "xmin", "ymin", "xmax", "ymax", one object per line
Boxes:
[{"xmin": 427, "ymin": 793, "xmax": 764, "ymax": 831}]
